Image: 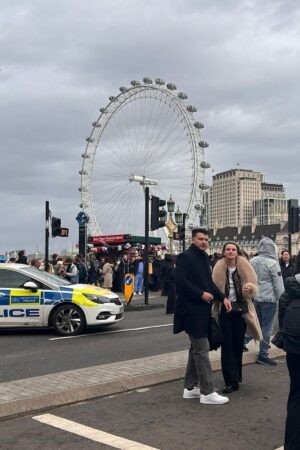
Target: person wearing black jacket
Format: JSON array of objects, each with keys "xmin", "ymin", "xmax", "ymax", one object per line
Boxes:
[
  {"xmin": 280, "ymin": 250, "xmax": 295, "ymax": 284},
  {"xmin": 174, "ymin": 228, "xmax": 232, "ymax": 405},
  {"xmin": 278, "ymin": 274, "xmax": 300, "ymax": 450}
]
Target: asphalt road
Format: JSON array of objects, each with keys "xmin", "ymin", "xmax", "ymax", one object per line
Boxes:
[
  {"xmin": 0, "ymin": 296, "xmax": 280, "ymax": 383},
  {"xmin": 0, "ymin": 357, "xmax": 288, "ymax": 450},
  {"xmin": 0, "ymin": 301, "xmax": 189, "ymax": 382}
]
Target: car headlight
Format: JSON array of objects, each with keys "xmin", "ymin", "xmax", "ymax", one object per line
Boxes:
[{"xmin": 83, "ymin": 294, "xmax": 110, "ymax": 304}]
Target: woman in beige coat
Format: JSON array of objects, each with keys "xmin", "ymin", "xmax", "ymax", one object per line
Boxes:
[
  {"xmin": 102, "ymin": 258, "xmax": 114, "ymax": 290},
  {"xmin": 212, "ymin": 242, "xmax": 261, "ymax": 394}
]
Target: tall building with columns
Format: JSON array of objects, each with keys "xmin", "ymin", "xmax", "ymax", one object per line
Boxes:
[{"xmin": 208, "ymin": 168, "xmax": 287, "ymax": 228}]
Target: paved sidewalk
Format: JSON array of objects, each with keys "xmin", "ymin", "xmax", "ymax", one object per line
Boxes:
[
  {"xmin": 0, "ymin": 341, "xmax": 284, "ymax": 420},
  {"xmin": 122, "ymin": 292, "xmax": 165, "ymax": 311}
]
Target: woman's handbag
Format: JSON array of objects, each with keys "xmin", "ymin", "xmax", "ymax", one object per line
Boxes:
[
  {"xmin": 208, "ymin": 317, "xmax": 224, "ymax": 351},
  {"xmin": 231, "ymin": 300, "xmax": 248, "ymax": 314},
  {"xmin": 271, "ymin": 330, "xmax": 284, "ymax": 349}
]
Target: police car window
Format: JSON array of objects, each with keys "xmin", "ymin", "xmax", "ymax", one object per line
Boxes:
[{"xmin": 0, "ymin": 270, "xmax": 31, "ymax": 288}]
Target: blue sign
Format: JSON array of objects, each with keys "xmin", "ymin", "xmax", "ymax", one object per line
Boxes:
[{"xmin": 76, "ymin": 211, "xmax": 89, "ymax": 226}]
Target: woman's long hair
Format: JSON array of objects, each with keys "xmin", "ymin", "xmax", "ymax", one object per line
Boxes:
[{"xmin": 221, "ymin": 241, "xmax": 243, "ymax": 257}]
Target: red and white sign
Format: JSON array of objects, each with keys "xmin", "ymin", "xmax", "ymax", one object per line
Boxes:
[{"xmin": 91, "ymin": 234, "xmax": 128, "ymax": 244}]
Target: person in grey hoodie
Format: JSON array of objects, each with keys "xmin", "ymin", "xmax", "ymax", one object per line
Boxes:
[{"xmin": 250, "ymin": 237, "xmax": 285, "ymax": 366}]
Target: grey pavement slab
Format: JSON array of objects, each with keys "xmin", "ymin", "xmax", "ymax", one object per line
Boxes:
[{"xmin": 0, "ymin": 340, "xmax": 284, "ymax": 420}]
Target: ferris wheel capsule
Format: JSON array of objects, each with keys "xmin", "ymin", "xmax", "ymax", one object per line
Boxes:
[
  {"xmin": 131, "ymin": 80, "xmax": 140, "ymax": 86},
  {"xmin": 167, "ymin": 83, "xmax": 177, "ymax": 90},
  {"xmin": 79, "ymin": 170, "xmax": 88, "ymax": 175},
  {"xmin": 109, "ymin": 96, "xmax": 117, "ymax": 102},
  {"xmin": 200, "ymin": 161, "xmax": 211, "ymax": 169},
  {"xmin": 187, "ymin": 105, "xmax": 197, "ymax": 112},
  {"xmin": 92, "ymin": 122, "xmax": 101, "ymax": 127},
  {"xmin": 86, "ymin": 137, "xmax": 95, "ymax": 143},
  {"xmin": 143, "ymin": 77, "xmax": 153, "ymax": 84},
  {"xmin": 119, "ymin": 86, "xmax": 127, "ymax": 92},
  {"xmin": 178, "ymin": 92, "xmax": 188, "ymax": 99},
  {"xmin": 199, "ymin": 183, "xmax": 210, "ymax": 190},
  {"xmin": 199, "ymin": 140, "xmax": 209, "ymax": 148},
  {"xmin": 81, "ymin": 153, "xmax": 90, "ymax": 158},
  {"xmin": 194, "ymin": 121, "xmax": 204, "ymax": 129},
  {"xmin": 155, "ymin": 78, "xmax": 165, "ymax": 85}
]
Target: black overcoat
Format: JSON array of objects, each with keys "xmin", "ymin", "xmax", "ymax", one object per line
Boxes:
[{"xmin": 173, "ymin": 244, "xmax": 224, "ymax": 338}]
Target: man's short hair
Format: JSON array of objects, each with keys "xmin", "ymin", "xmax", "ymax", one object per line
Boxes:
[{"xmin": 192, "ymin": 227, "xmax": 209, "ymax": 237}]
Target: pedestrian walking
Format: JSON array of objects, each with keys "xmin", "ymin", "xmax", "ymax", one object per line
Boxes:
[
  {"xmin": 64, "ymin": 257, "xmax": 79, "ymax": 284},
  {"xmin": 161, "ymin": 254, "xmax": 176, "ymax": 314},
  {"xmin": 102, "ymin": 257, "xmax": 114, "ymax": 290},
  {"xmin": 280, "ymin": 250, "xmax": 295, "ymax": 284},
  {"xmin": 16, "ymin": 250, "xmax": 27, "ymax": 264},
  {"xmin": 88, "ymin": 255, "xmax": 99, "ymax": 285},
  {"xmin": 212, "ymin": 242, "xmax": 259, "ymax": 393},
  {"xmin": 131, "ymin": 254, "xmax": 144, "ymax": 295},
  {"xmin": 251, "ymin": 237, "xmax": 285, "ymax": 366},
  {"xmin": 278, "ymin": 274, "xmax": 300, "ymax": 450},
  {"xmin": 174, "ymin": 228, "xmax": 232, "ymax": 405}
]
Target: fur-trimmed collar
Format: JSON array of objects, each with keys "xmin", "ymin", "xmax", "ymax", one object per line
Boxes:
[{"xmin": 212, "ymin": 256, "xmax": 258, "ymax": 298}]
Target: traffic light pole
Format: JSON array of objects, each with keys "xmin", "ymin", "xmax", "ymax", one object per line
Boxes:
[
  {"xmin": 144, "ymin": 186, "xmax": 149, "ymax": 305},
  {"xmin": 182, "ymin": 213, "xmax": 187, "ymax": 252},
  {"xmin": 45, "ymin": 201, "xmax": 49, "ymax": 272},
  {"xmin": 288, "ymin": 233, "xmax": 292, "ymax": 255}
]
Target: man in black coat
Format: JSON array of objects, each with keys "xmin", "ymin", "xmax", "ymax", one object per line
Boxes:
[{"xmin": 174, "ymin": 228, "xmax": 232, "ymax": 405}]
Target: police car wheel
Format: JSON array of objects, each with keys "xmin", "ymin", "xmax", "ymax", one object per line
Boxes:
[{"xmin": 52, "ymin": 304, "xmax": 86, "ymax": 336}]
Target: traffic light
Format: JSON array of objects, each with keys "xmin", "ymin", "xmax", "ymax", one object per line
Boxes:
[
  {"xmin": 151, "ymin": 196, "xmax": 167, "ymax": 231},
  {"xmin": 51, "ymin": 217, "xmax": 69, "ymax": 237},
  {"xmin": 288, "ymin": 199, "xmax": 299, "ymax": 234},
  {"xmin": 51, "ymin": 217, "xmax": 61, "ymax": 237}
]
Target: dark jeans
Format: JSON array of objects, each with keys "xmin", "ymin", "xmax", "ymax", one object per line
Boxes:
[
  {"xmin": 220, "ymin": 309, "xmax": 246, "ymax": 386},
  {"xmin": 254, "ymin": 301, "xmax": 277, "ymax": 358},
  {"xmin": 285, "ymin": 353, "xmax": 300, "ymax": 450},
  {"xmin": 184, "ymin": 335, "xmax": 214, "ymax": 395}
]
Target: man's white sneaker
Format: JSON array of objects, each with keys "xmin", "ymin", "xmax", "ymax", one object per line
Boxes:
[
  {"xmin": 183, "ymin": 387, "xmax": 201, "ymax": 399},
  {"xmin": 200, "ymin": 392, "xmax": 229, "ymax": 405}
]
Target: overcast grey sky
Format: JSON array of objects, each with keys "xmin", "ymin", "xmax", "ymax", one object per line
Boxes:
[{"xmin": 1, "ymin": 0, "xmax": 300, "ymax": 254}]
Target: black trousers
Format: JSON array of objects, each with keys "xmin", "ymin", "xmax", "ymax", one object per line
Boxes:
[
  {"xmin": 220, "ymin": 309, "xmax": 246, "ymax": 386},
  {"xmin": 285, "ymin": 352, "xmax": 300, "ymax": 450}
]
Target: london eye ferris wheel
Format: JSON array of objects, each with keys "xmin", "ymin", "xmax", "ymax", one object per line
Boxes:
[{"xmin": 79, "ymin": 77, "xmax": 210, "ymax": 239}]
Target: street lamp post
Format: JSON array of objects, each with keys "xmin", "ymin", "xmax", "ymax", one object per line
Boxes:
[
  {"xmin": 129, "ymin": 175, "xmax": 158, "ymax": 305},
  {"xmin": 165, "ymin": 195, "xmax": 187, "ymax": 254},
  {"xmin": 165, "ymin": 195, "xmax": 177, "ymax": 254}
]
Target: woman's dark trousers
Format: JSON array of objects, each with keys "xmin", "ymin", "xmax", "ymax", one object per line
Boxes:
[
  {"xmin": 285, "ymin": 352, "xmax": 300, "ymax": 450},
  {"xmin": 220, "ymin": 309, "xmax": 246, "ymax": 386}
]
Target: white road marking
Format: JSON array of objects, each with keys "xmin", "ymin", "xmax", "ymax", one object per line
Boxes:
[
  {"xmin": 274, "ymin": 447, "xmax": 283, "ymax": 450},
  {"xmin": 33, "ymin": 413, "xmax": 160, "ymax": 450},
  {"xmin": 49, "ymin": 323, "xmax": 173, "ymax": 340}
]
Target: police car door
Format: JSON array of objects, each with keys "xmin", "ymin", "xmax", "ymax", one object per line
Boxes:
[{"xmin": 0, "ymin": 268, "xmax": 42, "ymax": 326}]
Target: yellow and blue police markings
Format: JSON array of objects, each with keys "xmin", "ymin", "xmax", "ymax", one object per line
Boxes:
[{"xmin": 0, "ymin": 289, "xmax": 41, "ymax": 320}]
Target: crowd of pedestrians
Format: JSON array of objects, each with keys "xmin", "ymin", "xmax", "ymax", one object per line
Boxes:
[{"xmin": 7, "ymin": 250, "xmax": 177, "ymax": 298}]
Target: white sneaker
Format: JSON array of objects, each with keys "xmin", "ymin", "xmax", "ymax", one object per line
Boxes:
[
  {"xmin": 138, "ymin": 292, "xmax": 143, "ymax": 295},
  {"xmin": 133, "ymin": 292, "xmax": 137, "ymax": 296},
  {"xmin": 200, "ymin": 392, "xmax": 229, "ymax": 405},
  {"xmin": 183, "ymin": 387, "xmax": 201, "ymax": 399}
]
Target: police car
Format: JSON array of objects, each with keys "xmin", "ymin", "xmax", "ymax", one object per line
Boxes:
[{"xmin": 0, "ymin": 264, "xmax": 124, "ymax": 336}]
